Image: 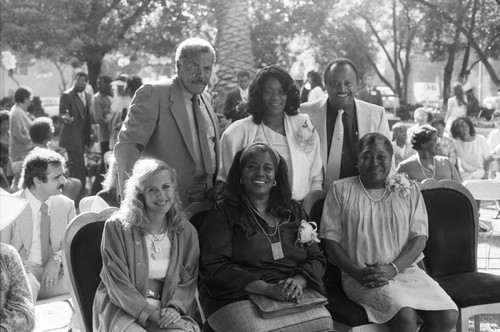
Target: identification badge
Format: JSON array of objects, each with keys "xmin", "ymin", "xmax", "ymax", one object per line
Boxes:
[{"xmin": 271, "ymin": 242, "xmax": 284, "ymax": 260}]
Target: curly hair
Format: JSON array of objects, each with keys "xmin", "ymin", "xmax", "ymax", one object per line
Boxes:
[
  {"xmin": 115, "ymin": 158, "xmax": 186, "ymax": 233},
  {"xmin": 247, "ymin": 65, "xmax": 300, "ymax": 124},
  {"xmin": 224, "ymin": 144, "xmax": 293, "ymax": 218},
  {"xmin": 450, "ymin": 116, "xmax": 476, "ymax": 140},
  {"xmin": 411, "ymin": 125, "xmax": 437, "ymax": 150}
]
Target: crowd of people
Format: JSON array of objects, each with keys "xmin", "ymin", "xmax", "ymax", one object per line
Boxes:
[{"xmin": 1, "ymin": 36, "xmax": 500, "ymax": 332}]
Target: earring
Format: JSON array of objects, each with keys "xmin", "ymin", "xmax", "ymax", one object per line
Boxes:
[
  {"xmin": 273, "ymin": 180, "xmax": 277, "ymax": 187},
  {"xmin": 240, "ymin": 178, "xmax": 243, "ymax": 184}
]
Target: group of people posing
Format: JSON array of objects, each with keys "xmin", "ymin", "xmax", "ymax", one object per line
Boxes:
[{"xmin": 4, "ymin": 35, "xmax": 491, "ymax": 332}]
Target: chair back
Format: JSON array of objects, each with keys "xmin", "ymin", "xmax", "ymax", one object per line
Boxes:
[
  {"xmin": 79, "ymin": 195, "xmax": 110, "ymax": 213},
  {"xmin": 420, "ymin": 179, "xmax": 478, "ymax": 278},
  {"xmin": 63, "ymin": 207, "xmax": 118, "ymax": 332}
]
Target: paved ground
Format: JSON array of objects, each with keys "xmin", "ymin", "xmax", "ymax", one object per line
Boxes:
[{"xmin": 34, "ymin": 203, "xmax": 500, "ymax": 332}]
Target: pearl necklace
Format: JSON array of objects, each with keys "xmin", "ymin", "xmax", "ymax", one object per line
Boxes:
[
  {"xmin": 417, "ymin": 155, "xmax": 435, "ymax": 179},
  {"xmin": 358, "ymin": 176, "xmax": 387, "ymax": 202}
]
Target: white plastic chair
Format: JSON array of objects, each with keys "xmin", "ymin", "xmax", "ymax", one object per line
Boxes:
[{"xmin": 463, "ymin": 180, "xmax": 500, "ymax": 269}]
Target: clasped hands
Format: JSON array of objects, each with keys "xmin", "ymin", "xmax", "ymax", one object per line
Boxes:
[
  {"xmin": 355, "ymin": 262, "xmax": 397, "ymax": 289},
  {"xmin": 267, "ymin": 276, "xmax": 306, "ymax": 304},
  {"xmin": 155, "ymin": 307, "xmax": 181, "ymax": 329}
]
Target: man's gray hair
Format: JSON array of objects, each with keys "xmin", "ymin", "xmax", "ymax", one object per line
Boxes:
[{"xmin": 175, "ymin": 38, "xmax": 216, "ymax": 66}]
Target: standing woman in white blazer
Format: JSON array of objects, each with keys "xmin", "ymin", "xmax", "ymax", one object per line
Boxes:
[{"xmin": 218, "ymin": 65, "xmax": 323, "ymax": 201}]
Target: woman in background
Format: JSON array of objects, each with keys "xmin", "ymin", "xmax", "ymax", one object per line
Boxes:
[
  {"xmin": 451, "ymin": 116, "xmax": 492, "ymax": 180},
  {"xmin": 397, "ymin": 125, "xmax": 460, "ymax": 182},
  {"xmin": 445, "ymin": 83, "xmax": 467, "ymax": 133}
]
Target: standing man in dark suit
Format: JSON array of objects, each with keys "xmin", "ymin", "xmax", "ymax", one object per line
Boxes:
[
  {"xmin": 115, "ymin": 38, "xmax": 220, "ymax": 209},
  {"xmin": 58, "ymin": 71, "xmax": 92, "ymax": 203},
  {"xmin": 356, "ymin": 72, "xmax": 383, "ymax": 107},
  {"xmin": 223, "ymin": 70, "xmax": 251, "ymax": 122}
]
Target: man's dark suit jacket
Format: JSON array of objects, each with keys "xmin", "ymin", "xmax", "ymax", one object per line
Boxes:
[
  {"xmin": 223, "ymin": 88, "xmax": 245, "ymax": 122},
  {"xmin": 59, "ymin": 88, "xmax": 92, "ymax": 151},
  {"xmin": 357, "ymin": 86, "xmax": 383, "ymax": 107}
]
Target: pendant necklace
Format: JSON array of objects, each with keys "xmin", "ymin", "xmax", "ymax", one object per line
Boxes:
[
  {"xmin": 417, "ymin": 155, "xmax": 435, "ymax": 179},
  {"xmin": 244, "ymin": 196, "xmax": 284, "ymax": 260},
  {"xmin": 358, "ymin": 176, "xmax": 387, "ymax": 202},
  {"xmin": 148, "ymin": 231, "xmax": 167, "ymax": 260}
]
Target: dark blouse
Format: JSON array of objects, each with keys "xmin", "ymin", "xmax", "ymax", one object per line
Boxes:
[{"xmin": 199, "ymin": 199, "xmax": 326, "ymax": 316}]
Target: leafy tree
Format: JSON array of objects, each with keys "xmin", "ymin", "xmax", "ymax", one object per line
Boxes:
[
  {"xmin": 414, "ymin": 0, "xmax": 500, "ymax": 87},
  {"xmin": 1, "ymin": 0, "xmax": 190, "ymax": 90}
]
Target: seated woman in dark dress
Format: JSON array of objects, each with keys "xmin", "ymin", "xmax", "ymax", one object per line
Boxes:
[{"xmin": 199, "ymin": 143, "xmax": 330, "ymax": 331}]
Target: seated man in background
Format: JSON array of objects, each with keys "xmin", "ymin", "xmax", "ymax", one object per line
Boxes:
[
  {"xmin": 29, "ymin": 117, "xmax": 82, "ymax": 202},
  {"xmin": 0, "ymin": 148, "xmax": 76, "ymax": 300}
]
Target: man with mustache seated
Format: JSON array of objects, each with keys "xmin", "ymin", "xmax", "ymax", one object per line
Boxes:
[
  {"xmin": 115, "ymin": 37, "xmax": 221, "ymax": 209},
  {"xmin": 0, "ymin": 148, "xmax": 75, "ymax": 301}
]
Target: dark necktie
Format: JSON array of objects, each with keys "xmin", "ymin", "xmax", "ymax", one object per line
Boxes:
[
  {"xmin": 40, "ymin": 202, "xmax": 51, "ymax": 265},
  {"xmin": 192, "ymin": 95, "xmax": 212, "ymax": 174}
]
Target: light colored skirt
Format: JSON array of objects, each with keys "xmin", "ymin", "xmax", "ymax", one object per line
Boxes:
[{"xmin": 343, "ymin": 264, "xmax": 458, "ymax": 324}]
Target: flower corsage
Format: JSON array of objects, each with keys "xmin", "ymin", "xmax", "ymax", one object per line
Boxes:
[
  {"xmin": 296, "ymin": 220, "xmax": 321, "ymax": 247},
  {"xmin": 385, "ymin": 173, "xmax": 412, "ymax": 197},
  {"xmin": 296, "ymin": 120, "xmax": 317, "ymax": 154}
]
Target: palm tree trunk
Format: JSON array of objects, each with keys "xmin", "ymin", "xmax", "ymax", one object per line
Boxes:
[{"xmin": 212, "ymin": 0, "xmax": 254, "ymax": 110}]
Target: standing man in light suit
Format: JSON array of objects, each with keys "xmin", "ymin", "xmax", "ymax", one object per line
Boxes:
[
  {"xmin": 115, "ymin": 38, "xmax": 220, "ymax": 209},
  {"xmin": 0, "ymin": 148, "xmax": 75, "ymax": 300},
  {"xmin": 301, "ymin": 58, "xmax": 392, "ymax": 190}
]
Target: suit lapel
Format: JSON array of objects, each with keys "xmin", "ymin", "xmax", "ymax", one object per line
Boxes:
[
  {"xmin": 355, "ymin": 99, "xmax": 370, "ymax": 137},
  {"xmin": 170, "ymin": 79, "xmax": 197, "ymax": 162}
]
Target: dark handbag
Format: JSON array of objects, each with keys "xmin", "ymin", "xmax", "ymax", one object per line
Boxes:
[{"xmin": 249, "ymin": 288, "xmax": 328, "ymax": 319}]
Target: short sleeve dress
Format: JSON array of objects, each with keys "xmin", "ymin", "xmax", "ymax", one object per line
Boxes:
[{"xmin": 319, "ymin": 176, "xmax": 457, "ymax": 323}]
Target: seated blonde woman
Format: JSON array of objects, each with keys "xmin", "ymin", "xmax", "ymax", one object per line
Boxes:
[
  {"xmin": 321, "ymin": 133, "xmax": 458, "ymax": 332},
  {"xmin": 93, "ymin": 159, "xmax": 200, "ymax": 332}
]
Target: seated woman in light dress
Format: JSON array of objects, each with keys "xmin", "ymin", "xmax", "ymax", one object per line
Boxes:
[
  {"xmin": 93, "ymin": 159, "xmax": 200, "ymax": 332},
  {"xmin": 397, "ymin": 125, "xmax": 461, "ymax": 182},
  {"xmin": 450, "ymin": 116, "xmax": 492, "ymax": 180},
  {"xmin": 320, "ymin": 133, "xmax": 458, "ymax": 331},
  {"xmin": 218, "ymin": 65, "xmax": 323, "ymax": 201}
]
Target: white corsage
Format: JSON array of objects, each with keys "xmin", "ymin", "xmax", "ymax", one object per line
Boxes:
[
  {"xmin": 296, "ymin": 220, "xmax": 321, "ymax": 247},
  {"xmin": 385, "ymin": 173, "xmax": 412, "ymax": 197},
  {"xmin": 296, "ymin": 120, "xmax": 317, "ymax": 154}
]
